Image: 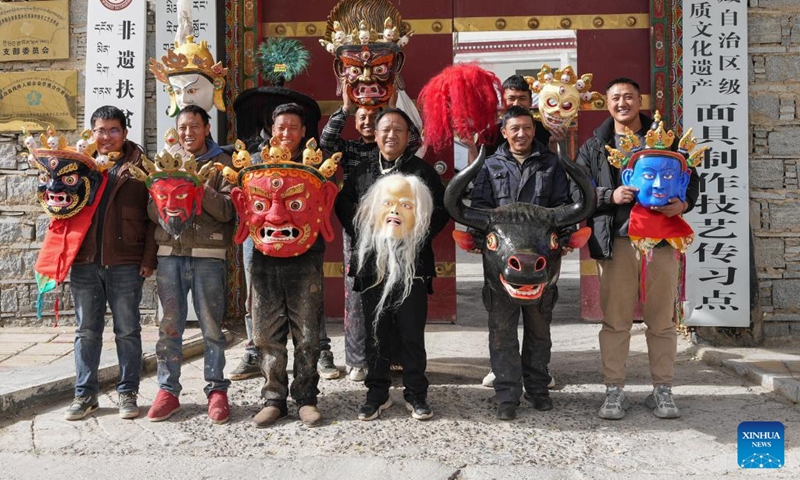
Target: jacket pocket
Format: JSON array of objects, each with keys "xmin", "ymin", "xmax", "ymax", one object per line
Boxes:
[
  {"xmin": 121, "ymin": 206, "xmax": 147, "ymax": 246},
  {"xmin": 492, "ymin": 172, "xmax": 511, "ymax": 200},
  {"xmin": 534, "ymin": 171, "xmax": 553, "ymax": 200}
]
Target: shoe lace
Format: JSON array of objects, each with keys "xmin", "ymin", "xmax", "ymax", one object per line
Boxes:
[
  {"xmin": 605, "ymin": 387, "xmax": 624, "ymax": 408},
  {"xmin": 655, "ymin": 386, "xmax": 676, "ymax": 408}
]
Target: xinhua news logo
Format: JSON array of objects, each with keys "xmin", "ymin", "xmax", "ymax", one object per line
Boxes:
[{"xmin": 738, "ymin": 421, "xmax": 784, "ymax": 469}]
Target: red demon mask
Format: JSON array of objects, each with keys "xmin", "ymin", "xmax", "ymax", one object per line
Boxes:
[
  {"xmin": 225, "ymin": 138, "xmax": 341, "ymax": 258},
  {"xmin": 335, "ymin": 43, "xmax": 404, "ymax": 109}
]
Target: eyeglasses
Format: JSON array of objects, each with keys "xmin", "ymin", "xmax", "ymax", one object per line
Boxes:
[{"xmin": 92, "ymin": 128, "xmax": 123, "ymax": 138}]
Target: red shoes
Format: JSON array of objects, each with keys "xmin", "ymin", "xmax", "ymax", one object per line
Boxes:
[
  {"xmin": 147, "ymin": 389, "xmax": 181, "ymax": 422},
  {"xmin": 208, "ymin": 390, "xmax": 230, "ymax": 424}
]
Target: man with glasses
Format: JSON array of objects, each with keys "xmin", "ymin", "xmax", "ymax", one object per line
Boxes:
[{"xmin": 64, "ymin": 105, "xmax": 157, "ymax": 421}]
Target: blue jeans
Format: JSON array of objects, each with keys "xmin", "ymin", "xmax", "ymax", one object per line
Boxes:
[
  {"xmin": 71, "ymin": 263, "xmax": 144, "ymax": 397},
  {"xmin": 156, "ymin": 256, "xmax": 231, "ymax": 397}
]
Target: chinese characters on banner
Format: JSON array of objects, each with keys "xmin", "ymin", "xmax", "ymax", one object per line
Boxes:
[
  {"xmin": 83, "ymin": 0, "xmax": 146, "ymax": 145},
  {"xmin": 155, "ymin": 0, "xmax": 220, "ymax": 138},
  {"xmin": 682, "ymin": 0, "xmax": 749, "ymax": 327},
  {"xmin": 0, "ymin": 0, "xmax": 70, "ymax": 62}
]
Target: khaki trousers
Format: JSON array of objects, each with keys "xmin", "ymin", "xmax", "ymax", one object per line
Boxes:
[{"xmin": 597, "ymin": 237, "xmax": 678, "ymax": 387}]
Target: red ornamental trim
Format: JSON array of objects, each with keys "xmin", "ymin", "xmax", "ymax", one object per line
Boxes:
[
  {"xmin": 654, "ymin": 23, "xmax": 665, "ymax": 67},
  {"xmin": 99, "ymin": 0, "xmax": 133, "ymax": 11},
  {"xmin": 654, "ymin": 0, "xmax": 665, "ymax": 18}
]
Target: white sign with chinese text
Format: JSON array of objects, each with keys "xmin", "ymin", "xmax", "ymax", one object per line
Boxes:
[
  {"xmin": 682, "ymin": 0, "xmax": 749, "ymax": 327},
  {"xmin": 84, "ymin": 0, "xmax": 147, "ymax": 145},
  {"xmin": 154, "ymin": 0, "xmax": 220, "ymax": 139}
]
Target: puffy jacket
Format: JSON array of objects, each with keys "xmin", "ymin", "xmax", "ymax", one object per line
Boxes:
[
  {"xmin": 471, "ymin": 140, "xmax": 570, "ymax": 210},
  {"xmin": 149, "ymin": 146, "xmax": 235, "ymax": 258},
  {"xmin": 75, "ymin": 140, "xmax": 158, "ymax": 269},
  {"xmin": 334, "ymin": 151, "xmax": 450, "ymax": 282},
  {"xmin": 573, "ymin": 113, "xmax": 700, "ymax": 260}
]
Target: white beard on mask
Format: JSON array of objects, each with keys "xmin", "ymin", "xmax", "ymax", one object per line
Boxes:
[{"xmin": 354, "ymin": 173, "xmax": 433, "ymax": 320}]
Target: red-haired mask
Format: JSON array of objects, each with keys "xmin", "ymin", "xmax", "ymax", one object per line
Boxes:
[{"xmin": 222, "ymin": 138, "xmax": 341, "ymax": 257}]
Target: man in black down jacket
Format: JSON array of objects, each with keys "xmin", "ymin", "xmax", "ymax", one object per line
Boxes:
[
  {"xmin": 470, "ymin": 106, "xmax": 571, "ymax": 420},
  {"xmin": 573, "ymin": 78, "xmax": 699, "ymax": 421},
  {"xmin": 335, "ymin": 108, "xmax": 449, "ymax": 422}
]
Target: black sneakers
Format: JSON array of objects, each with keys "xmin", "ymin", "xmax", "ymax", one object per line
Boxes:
[
  {"xmin": 497, "ymin": 402, "xmax": 518, "ymax": 420},
  {"xmin": 64, "ymin": 395, "xmax": 99, "ymax": 421},
  {"xmin": 405, "ymin": 399, "xmax": 433, "ymax": 421},
  {"xmin": 358, "ymin": 398, "xmax": 393, "ymax": 421}
]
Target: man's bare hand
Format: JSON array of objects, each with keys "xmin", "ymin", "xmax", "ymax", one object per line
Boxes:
[
  {"xmin": 651, "ymin": 197, "xmax": 687, "ymax": 217},
  {"xmin": 140, "ymin": 266, "xmax": 154, "ymax": 278},
  {"xmin": 612, "ymin": 186, "xmax": 638, "ymax": 204},
  {"xmin": 341, "ymin": 78, "xmax": 353, "ymax": 112}
]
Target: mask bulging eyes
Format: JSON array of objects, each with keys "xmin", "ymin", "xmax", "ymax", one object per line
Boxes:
[
  {"xmin": 486, "ymin": 233, "xmax": 499, "ymax": 251},
  {"xmin": 253, "ymin": 200, "xmax": 268, "ymax": 212},
  {"xmin": 62, "ymin": 174, "xmax": 80, "ymax": 187},
  {"xmin": 550, "ymin": 233, "xmax": 559, "ymax": 250},
  {"xmin": 287, "ymin": 198, "xmax": 304, "ymax": 211}
]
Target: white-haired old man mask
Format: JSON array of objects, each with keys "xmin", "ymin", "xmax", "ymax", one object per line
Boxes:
[{"xmin": 354, "ymin": 174, "xmax": 433, "ymax": 317}]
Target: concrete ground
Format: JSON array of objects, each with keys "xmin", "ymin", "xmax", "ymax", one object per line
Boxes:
[{"xmin": 0, "ymin": 250, "xmax": 799, "ymax": 479}]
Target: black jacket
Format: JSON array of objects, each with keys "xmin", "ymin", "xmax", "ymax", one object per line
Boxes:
[
  {"xmin": 471, "ymin": 140, "xmax": 570, "ymax": 210},
  {"xmin": 572, "ymin": 113, "xmax": 700, "ymax": 260},
  {"xmin": 335, "ymin": 151, "xmax": 450, "ymax": 283}
]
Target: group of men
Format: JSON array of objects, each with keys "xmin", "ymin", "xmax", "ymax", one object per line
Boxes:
[{"xmin": 59, "ymin": 69, "xmax": 695, "ymax": 427}]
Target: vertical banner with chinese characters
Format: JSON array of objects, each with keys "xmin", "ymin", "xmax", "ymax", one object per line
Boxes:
[
  {"xmin": 682, "ymin": 1, "xmax": 749, "ymax": 326},
  {"xmin": 155, "ymin": 0, "xmax": 219, "ymax": 139},
  {"xmin": 84, "ymin": 0, "xmax": 147, "ymax": 145}
]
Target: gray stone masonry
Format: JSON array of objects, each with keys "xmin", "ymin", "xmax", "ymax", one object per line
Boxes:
[{"xmin": 748, "ymin": 3, "xmax": 800, "ymax": 341}]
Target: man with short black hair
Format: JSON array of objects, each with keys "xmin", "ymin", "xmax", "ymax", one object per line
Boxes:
[
  {"xmin": 251, "ymin": 103, "xmax": 327, "ymax": 427},
  {"xmin": 146, "ymin": 105, "xmax": 234, "ymax": 424},
  {"xmin": 471, "ymin": 106, "xmax": 571, "ymax": 420},
  {"xmin": 64, "ymin": 105, "xmax": 157, "ymax": 421},
  {"xmin": 574, "ymin": 77, "xmax": 699, "ymax": 420}
]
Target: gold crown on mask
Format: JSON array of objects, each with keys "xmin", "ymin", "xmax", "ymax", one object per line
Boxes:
[
  {"xmin": 528, "ymin": 64, "xmax": 603, "ymax": 107},
  {"xmin": 129, "ymin": 128, "xmax": 214, "ymax": 187},
  {"xmin": 320, "ymin": 0, "xmax": 412, "ymax": 54},
  {"xmin": 605, "ymin": 111, "xmax": 710, "ymax": 170},
  {"xmin": 217, "ymin": 137, "xmax": 342, "ymax": 187},
  {"xmin": 148, "ymin": 36, "xmax": 228, "ymax": 115},
  {"xmin": 22, "ymin": 125, "xmax": 113, "ymax": 172}
]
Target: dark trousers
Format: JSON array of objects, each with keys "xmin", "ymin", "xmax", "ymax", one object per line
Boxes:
[
  {"xmin": 251, "ymin": 250, "xmax": 322, "ymax": 407},
  {"xmin": 484, "ymin": 282, "xmax": 557, "ymax": 404},
  {"xmin": 362, "ymin": 279, "xmax": 429, "ymax": 404}
]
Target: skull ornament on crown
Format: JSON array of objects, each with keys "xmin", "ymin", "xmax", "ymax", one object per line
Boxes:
[
  {"xmin": 23, "ymin": 126, "xmax": 106, "ymax": 220},
  {"xmin": 606, "ymin": 111, "xmax": 708, "ymax": 254},
  {"xmin": 320, "ymin": 0, "xmax": 412, "ymax": 109},
  {"xmin": 219, "ymin": 138, "xmax": 341, "ymax": 257},
  {"xmin": 129, "ymin": 128, "xmax": 215, "ymax": 237},
  {"xmin": 530, "ymin": 64, "xmax": 602, "ymax": 132}
]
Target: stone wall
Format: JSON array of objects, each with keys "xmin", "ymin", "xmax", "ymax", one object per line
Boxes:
[
  {"xmin": 746, "ymin": 0, "xmax": 800, "ymax": 339},
  {"xmin": 0, "ymin": 1, "xmax": 160, "ymax": 326}
]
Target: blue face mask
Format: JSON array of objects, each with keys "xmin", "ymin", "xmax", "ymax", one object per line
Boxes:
[{"xmin": 621, "ymin": 155, "xmax": 690, "ymax": 208}]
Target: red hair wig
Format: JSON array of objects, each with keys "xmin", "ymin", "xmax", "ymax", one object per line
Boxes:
[{"xmin": 418, "ymin": 63, "xmax": 501, "ymax": 153}]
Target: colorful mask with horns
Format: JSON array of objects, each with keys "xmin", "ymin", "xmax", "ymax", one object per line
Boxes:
[
  {"xmin": 220, "ymin": 138, "xmax": 341, "ymax": 257},
  {"xmin": 335, "ymin": 43, "xmax": 404, "ymax": 109},
  {"xmin": 24, "ymin": 126, "xmax": 106, "ymax": 220},
  {"xmin": 321, "ymin": 0, "xmax": 411, "ymax": 109},
  {"xmin": 129, "ymin": 128, "xmax": 214, "ymax": 236}
]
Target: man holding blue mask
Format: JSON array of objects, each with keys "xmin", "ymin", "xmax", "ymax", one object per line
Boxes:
[{"xmin": 574, "ymin": 78, "xmax": 700, "ymax": 421}]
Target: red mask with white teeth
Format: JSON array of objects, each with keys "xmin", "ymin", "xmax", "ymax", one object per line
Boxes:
[{"xmin": 232, "ymin": 167, "xmax": 338, "ymax": 257}]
